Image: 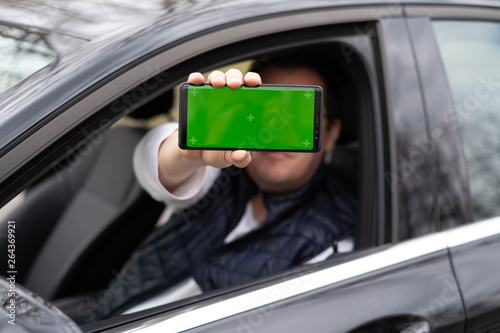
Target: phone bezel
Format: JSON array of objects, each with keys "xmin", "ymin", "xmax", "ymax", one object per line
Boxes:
[{"xmin": 179, "ymin": 82, "xmax": 323, "ymax": 152}]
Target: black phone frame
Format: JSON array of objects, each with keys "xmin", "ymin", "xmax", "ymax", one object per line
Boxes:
[{"xmin": 178, "ymin": 82, "xmax": 323, "ymax": 152}]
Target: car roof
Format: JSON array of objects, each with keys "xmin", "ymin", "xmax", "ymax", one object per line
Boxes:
[
  {"xmin": 0, "ymin": 0, "xmax": 498, "ymax": 154},
  {"xmin": 1, "ymin": 0, "xmax": 497, "ymax": 46}
]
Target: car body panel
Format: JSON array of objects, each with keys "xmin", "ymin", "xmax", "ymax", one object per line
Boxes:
[
  {"xmin": 444, "ymin": 218, "xmax": 500, "ymax": 332},
  {"xmin": 99, "ymin": 233, "xmax": 464, "ymax": 332}
]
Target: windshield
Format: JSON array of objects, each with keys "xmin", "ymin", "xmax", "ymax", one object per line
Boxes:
[{"xmin": 0, "ymin": 25, "xmax": 58, "ymax": 94}]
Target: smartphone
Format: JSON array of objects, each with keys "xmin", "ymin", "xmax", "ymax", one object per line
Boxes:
[{"xmin": 178, "ymin": 83, "xmax": 323, "ymax": 152}]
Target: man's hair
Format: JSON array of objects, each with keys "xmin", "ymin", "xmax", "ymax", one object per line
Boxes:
[{"xmin": 249, "ymin": 48, "xmax": 340, "ymax": 128}]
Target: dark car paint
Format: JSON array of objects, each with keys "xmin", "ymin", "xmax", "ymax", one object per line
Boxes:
[
  {"xmin": 0, "ymin": 0, "xmax": 499, "ymax": 332},
  {"xmin": 185, "ymin": 250, "xmax": 464, "ymax": 333},
  {"xmin": 97, "ymin": 234, "xmax": 465, "ymax": 333},
  {"xmin": 448, "ymin": 230, "xmax": 500, "ymax": 332}
]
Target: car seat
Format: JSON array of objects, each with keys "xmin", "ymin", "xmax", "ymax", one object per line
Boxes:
[{"xmin": 0, "ymin": 91, "xmax": 172, "ymax": 301}]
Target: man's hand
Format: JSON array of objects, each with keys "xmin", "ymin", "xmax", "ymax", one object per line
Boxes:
[
  {"xmin": 188, "ymin": 68, "xmax": 261, "ymax": 89},
  {"xmin": 158, "ymin": 69, "xmax": 261, "ymax": 192}
]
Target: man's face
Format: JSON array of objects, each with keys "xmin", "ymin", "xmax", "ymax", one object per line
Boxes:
[{"xmin": 246, "ymin": 66, "xmax": 341, "ymax": 193}]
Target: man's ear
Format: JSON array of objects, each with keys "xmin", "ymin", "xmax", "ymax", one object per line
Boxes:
[{"xmin": 324, "ymin": 119, "xmax": 342, "ymax": 152}]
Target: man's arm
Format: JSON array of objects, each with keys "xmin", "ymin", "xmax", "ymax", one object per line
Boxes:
[
  {"xmin": 157, "ymin": 69, "xmax": 261, "ymax": 193},
  {"xmin": 134, "ymin": 122, "xmax": 221, "ymax": 208}
]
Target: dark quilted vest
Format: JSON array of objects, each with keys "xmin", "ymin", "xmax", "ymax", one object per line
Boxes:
[{"xmin": 79, "ymin": 166, "xmax": 356, "ymax": 323}]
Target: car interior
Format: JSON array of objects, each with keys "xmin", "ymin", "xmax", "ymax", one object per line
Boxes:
[{"xmin": 0, "ymin": 38, "xmax": 374, "ymax": 323}]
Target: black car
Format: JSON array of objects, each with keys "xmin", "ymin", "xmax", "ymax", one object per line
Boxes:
[{"xmin": 0, "ymin": 0, "xmax": 499, "ymax": 332}]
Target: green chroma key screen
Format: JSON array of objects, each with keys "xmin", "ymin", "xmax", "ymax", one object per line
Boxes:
[{"xmin": 179, "ymin": 83, "xmax": 322, "ymax": 151}]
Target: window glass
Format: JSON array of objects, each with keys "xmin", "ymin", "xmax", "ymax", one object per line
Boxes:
[
  {"xmin": 0, "ymin": 26, "xmax": 57, "ymax": 94},
  {"xmin": 433, "ymin": 21, "xmax": 500, "ymax": 221}
]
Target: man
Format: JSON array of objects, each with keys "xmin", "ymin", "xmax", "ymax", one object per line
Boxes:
[{"xmin": 80, "ymin": 52, "xmax": 356, "ymax": 322}]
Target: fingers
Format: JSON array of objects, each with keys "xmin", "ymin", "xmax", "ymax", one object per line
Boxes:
[
  {"xmin": 244, "ymin": 71, "xmax": 262, "ymax": 87},
  {"xmin": 225, "ymin": 68, "xmax": 243, "ymax": 90},
  {"xmin": 181, "ymin": 148, "xmax": 251, "ymax": 170},
  {"xmin": 207, "ymin": 150, "xmax": 251, "ymax": 169},
  {"xmin": 231, "ymin": 150, "xmax": 251, "ymax": 168},
  {"xmin": 207, "ymin": 69, "xmax": 245, "ymax": 90},
  {"xmin": 193, "ymin": 69, "xmax": 260, "ymax": 90},
  {"xmin": 207, "ymin": 70, "xmax": 225, "ymax": 88},
  {"xmin": 188, "ymin": 72, "xmax": 204, "ymax": 85}
]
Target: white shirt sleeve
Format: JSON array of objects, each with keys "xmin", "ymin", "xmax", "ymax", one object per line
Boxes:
[{"xmin": 133, "ymin": 122, "xmax": 220, "ymax": 210}]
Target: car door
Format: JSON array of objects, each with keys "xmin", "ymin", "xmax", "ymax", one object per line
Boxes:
[
  {"xmin": 83, "ymin": 6, "xmax": 465, "ymax": 333},
  {"xmin": 0, "ymin": 2, "xmax": 469, "ymax": 333},
  {"xmin": 409, "ymin": 4, "xmax": 500, "ymax": 332}
]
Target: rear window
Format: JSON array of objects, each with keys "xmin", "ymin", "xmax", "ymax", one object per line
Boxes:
[{"xmin": 433, "ymin": 20, "xmax": 500, "ymax": 221}]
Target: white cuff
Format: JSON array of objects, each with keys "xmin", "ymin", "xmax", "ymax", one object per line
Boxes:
[{"xmin": 133, "ymin": 122, "xmax": 220, "ymax": 210}]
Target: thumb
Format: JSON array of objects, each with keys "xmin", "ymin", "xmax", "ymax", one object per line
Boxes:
[{"xmin": 231, "ymin": 150, "xmax": 251, "ymax": 168}]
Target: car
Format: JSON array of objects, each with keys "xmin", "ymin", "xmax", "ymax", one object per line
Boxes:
[{"xmin": 0, "ymin": 0, "xmax": 499, "ymax": 332}]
